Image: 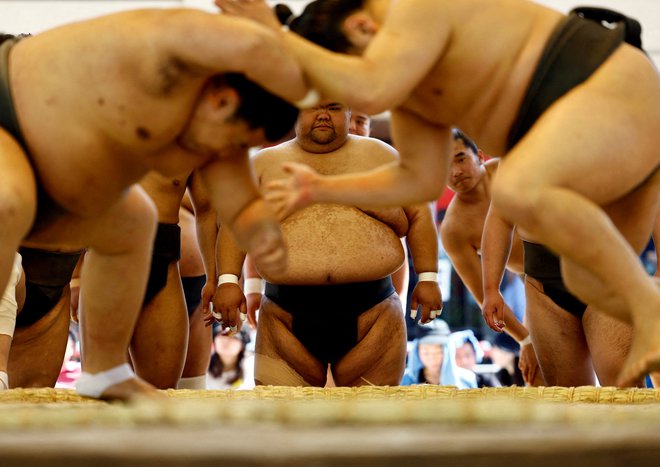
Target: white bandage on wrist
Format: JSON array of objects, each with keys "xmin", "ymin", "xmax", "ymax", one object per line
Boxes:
[
  {"xmin": 417, "ymin": 272, "xmax": 438, "ymax": 282},
  {"xmin": 295, "ymin": 88, "xmax": 321, "ymax": 109},
  {"xmin": 244, "ymin": 277, "xmax": 264, "ymax": 295},
  {"xmin": 518, "ymin": 335, "xmax": 532, "ymax": 346},
  {"xmin": 0, "ymin": 253, "xmax": 22, "ymax": 338},
  {"xmin": 217, "ymin": 274, "xmax": 240, "ymax": 287}
]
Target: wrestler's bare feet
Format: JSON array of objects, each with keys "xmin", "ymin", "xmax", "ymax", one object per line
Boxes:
[
  {"xmin": 617, "ymin": 282, "xmax": 660, "ymax": 387},
  {"xmin": 99, "ymin": 377, "xmax": 166, "ymax": 402}
]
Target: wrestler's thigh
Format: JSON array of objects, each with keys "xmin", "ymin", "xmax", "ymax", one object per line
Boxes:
[
  {"xmin": 582, "ymin": 306, "xmax": 637, "ymax": 387},
  {"xmin": 25, "ymin": 185, "xmax": 157, "ymax": 253},
  {"xmin": 255, "ymin": 298, "xmax": 326, "ymax": 386},
  {"xmin": 0, "ymin": 128, "xmax": 37, "ymax": 230},
  {"xmin": 333, "ymin": 295, "xmax": 407, "ymax": 387},
  {"xmin": 499, "ymin": 51, "xmax": 660, "ymax": 206},
  {"xmin": 8, "ymin": 292, "xmax": 71, "ymax": 388},
  {"xmin": 602, "ymin": 167, "xmax": 660, "ymax": 253},
  {"xmin": 524, "ymin": 278, "xmax": 595, "ymax": 386},
  {"xmin": 130, "ymin": 263, "xmax": 188, "ymax": 389}
]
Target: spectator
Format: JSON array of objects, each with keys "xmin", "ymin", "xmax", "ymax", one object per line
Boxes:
[{"xmin": 402, "ymin": 320, "xmax": 477, "ymax": 388}]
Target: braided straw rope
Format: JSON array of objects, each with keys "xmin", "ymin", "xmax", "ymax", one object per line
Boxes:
[{"xmin": 0, "ymin": 386, "xmax": 657, "ymax": 429}]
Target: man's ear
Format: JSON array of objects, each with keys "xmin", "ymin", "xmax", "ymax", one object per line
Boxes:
[
  {"xmin": 477, "ymin": 149, "xmax": 487, "ymax": 164},
  {"xmin": 210, "ymin": 86, "xmax": 240, "ymax": 113},
  {"xmin": 343, "ymin": 12, "xmax": 378, "ymax": 50}
]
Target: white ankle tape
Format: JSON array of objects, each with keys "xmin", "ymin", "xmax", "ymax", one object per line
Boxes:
[
  {"xmin": 0, "ymin": 371, "xmax": 7, "ymax": 390},
  {"xmin": 177, "ymin": 374, "xmax": 207, "ymax": 390},
  {"xmin": 76, "ymin": 363, "xmax": 135, "ymax": 398},
  {"xmin": 0, "ymin": 253, "xmax": 22, "ymax": 338}
]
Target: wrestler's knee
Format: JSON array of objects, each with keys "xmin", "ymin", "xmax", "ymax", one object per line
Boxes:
[{"xmin": 490, "ymin": 169, "xmax": 542, "ymax": 225}]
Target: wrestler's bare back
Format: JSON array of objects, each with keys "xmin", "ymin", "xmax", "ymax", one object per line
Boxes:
[
  {"xmin": 8, "ymin": 10, "xmax": 237, "ymax": 217},
  {"xmin": 254, "ymin": 136, "xmax": 407, "ymax": 284}
]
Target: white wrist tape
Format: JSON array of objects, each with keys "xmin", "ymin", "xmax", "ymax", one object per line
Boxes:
[
  {"xmin": 295, "ymin": 88, "xmax": 321, "ymax": 109},
  {"xmin": 518, "ymin": 335, "xmax": 532, "ymax": 346},
  {"xmin": 217, "ymin": 274, "xmax": 240, "ymax": 287},
  {"xmin": 417, "ymin": 272, "xmax": 438, "ymax": 282},
  {"xmin": 0, "ymin": 253, "xmax": 22, "ymax": 338},
  {"xmin": 0, "ymin": 371, "xmax": 8, "ymax": 390},
  {"xmin": 244, "ymin": 278, "xmax": 264, "ymax": 295}
]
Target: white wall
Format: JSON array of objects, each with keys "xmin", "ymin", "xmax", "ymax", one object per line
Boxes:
[{"xmin": 0, "ymin": 1, "xmax": 657, "ymax": 63}]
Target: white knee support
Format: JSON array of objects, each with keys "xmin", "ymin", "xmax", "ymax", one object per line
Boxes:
[{"xmin": 0, "ymin": 253, "xmax": 22, "ymax": 338}]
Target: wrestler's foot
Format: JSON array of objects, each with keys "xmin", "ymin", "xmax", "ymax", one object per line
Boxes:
[
  {"xmin": 77, "ymin": 363, "xmax": 165, "ymax": 402},
  {"xmin": 99, "ymin": 377, "xmax": 166, "ymax": 402},
  {"xmin": 617, "ymin": 289, "xmax": 660, "ymax": 387}
]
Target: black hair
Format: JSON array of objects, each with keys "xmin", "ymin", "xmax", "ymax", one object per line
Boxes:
[
  {"xmin": 210, "ymin": 73, "xmax": 299, "ymax": 143},
  {"xmin": 0, "ymin": 33, "xmax": 31, "ymax": 46},
  {"xmin": 451, "ymin": 127, "xmax": 479, "ymax": 156},
  {"xmin": 276, "ymin": 0, "xmax": 366, "ymax": 52}
]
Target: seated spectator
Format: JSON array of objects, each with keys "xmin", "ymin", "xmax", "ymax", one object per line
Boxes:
[
  {"xmin": 452, "ymin": 329, "xmax": 501, "ymax": 387},
  {"xmin": 55, "ymin": 325, "xmax": 81, "ymax": 389},
  {"xmin": 491, "ymin": 333, "xmax": 525, "ymax": 386},
  {"xmin": 402, "ymin": 320, "xmax": 477, "ymax": 388},
  {"xmin": 207, "ymin": 326, "xmax": 252, "ymax": 390}
]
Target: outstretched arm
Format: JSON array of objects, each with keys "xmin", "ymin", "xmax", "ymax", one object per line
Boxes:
[
  {"xmin": 217, "ymin": 0, "xmax": 450, "ymax": 114},
  {"xmin": 266, "ymin": 109, "xmax": 452, "ymax": 217}
]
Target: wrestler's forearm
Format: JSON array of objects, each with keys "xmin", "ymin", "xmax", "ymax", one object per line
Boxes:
[
  {"xmin": 404, "ymin": 203, "xmax": 439, "ymax": 273},
  {"xmin": 481, "ymin": 207, "xmax": 515, "ymax": 295},
  {"xmin": 217, "ymin": 225, "xmax": 247, "ymax": 276},
  {"xmin": 502, "ymin": 304, "xmax": 529, "ymax": 342},
  {"xmin": 194, "ymin": 210, "xmax": 218, "ymax": 282}
]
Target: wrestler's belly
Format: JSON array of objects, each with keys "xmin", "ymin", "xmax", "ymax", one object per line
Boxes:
[{"xmin": 264, "ymin": 205, "xmax": 405, "ymax": 284}]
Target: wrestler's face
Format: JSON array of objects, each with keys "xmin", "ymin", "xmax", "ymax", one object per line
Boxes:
[
  {"xmin": 295, "ymin": 101, "xmax": 350, "ymax": 153},
  {"xmin": 180, "ymin": 87, "xmax": 266, "ymax": 157},
  {"xmin": 418, "ymin": 343, "xmax": 444, "ymax": 370},
  {"xmin": 349, "ymin": 112, "xmax": 371, "ymax": 137},
  {"xmin": 455, "ymin": 342, "xmax": 477, "ymax": 370},
  {"xmin": 447, "ymin": 140, "xmax": 484, "ymax": 193}
]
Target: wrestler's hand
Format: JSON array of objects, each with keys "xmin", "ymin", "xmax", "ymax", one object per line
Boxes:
[
  {"xmin": 245, "ymin": 292, "xmax": 261, "ymax": 329},
  {"xmin": 210, "ymin": 283, "xmax": 247, "ymax": 333},
  {"xmin": 215, "ymin": 0, "xmax": 281, "ymax": 30},
  {"xmin": 482, "ymin": 290, "xmax": 506, "ymax": 332},
  {"xmin": 519, "ymin": 342, "xmax": 544, "ymax": 386},
  {"xmin": 200, "ymin": 279, "xmax": 217, "ymax": 318},
  {"xmin": 231, "ymin": 199, "xmax": 288, "ymax": 276},
  {"xmin": 265, "ymin": 162, "xmax": 319, "ymax": 220},
  {"xmin": 410, "ymin": 281, "xmax": 443, "ymax": 325}
]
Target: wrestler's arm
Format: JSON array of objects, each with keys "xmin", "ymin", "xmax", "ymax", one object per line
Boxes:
[
  {"xmin": 440, "ymin": 216, "xmax": 487, "ymax": 305},
  {"xmin": 198, "ymin": 151, "xmax": 285, "ymax": 276},
  {"xmin": 404, "ymin": 202, "xmax": 442, "ymax": 323},
  {"xmin": 162, "ymin": 9, "xmax": 308, "ymax": 103},
  {"xmin": 481, "ymin": 205, "xmax": 530, "ymax": 338},
  {"xmin": 267, "ymin": 109, "xmax": 452, "ymax": 215},
  {"xmin": 187, "ymin": 172, "xmax": 220, "ymax": 313},
  {"xmin": 279, "ymin": 0, "xmax": 450, "ymax": 114}
]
